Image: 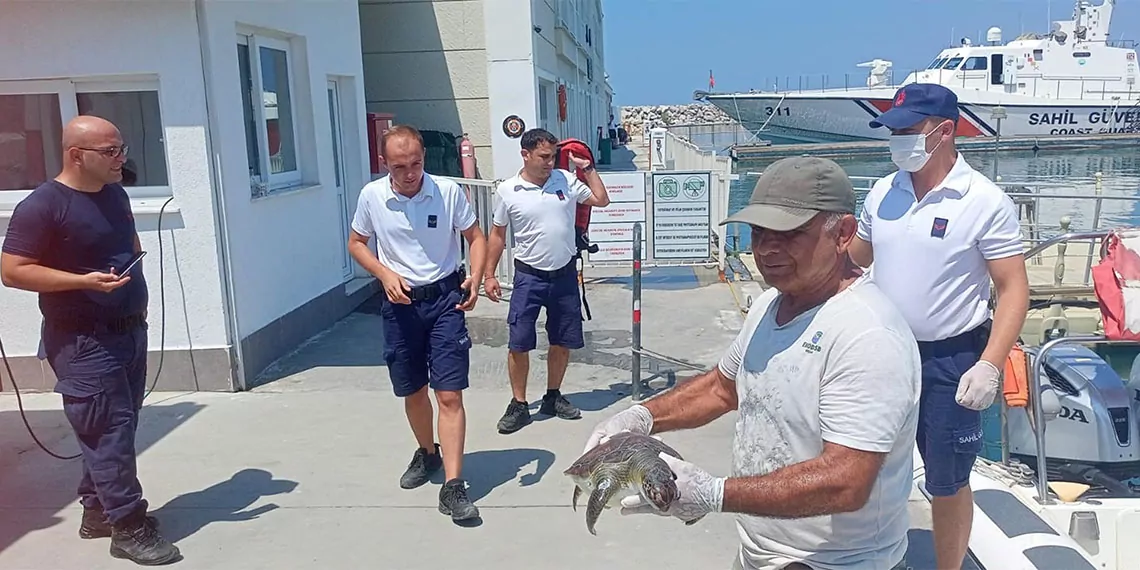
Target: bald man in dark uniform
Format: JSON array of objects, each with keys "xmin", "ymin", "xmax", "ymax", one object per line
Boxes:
[{"xmin": 1, "ymin": 115, "xmax": 181, "ymax": 566}]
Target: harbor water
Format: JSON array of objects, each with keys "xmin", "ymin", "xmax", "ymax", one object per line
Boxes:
[{"xmin": 727, "ymin": 146, "xmax": 1140, "ymax": 252}]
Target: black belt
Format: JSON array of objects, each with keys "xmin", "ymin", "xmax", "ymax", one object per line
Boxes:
[
  {"xmin": 407, "ymin": 269, "xmax": 465, "ymax": 302},
  {"xmin": 52, "ymin": 313, "xmax": 146, "ymax": 335},
  {"xmin": 514, "ymin": 259, "xmax": 576, "ymax": 280}
]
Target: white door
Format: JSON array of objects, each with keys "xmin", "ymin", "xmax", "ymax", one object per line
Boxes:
[{"xmin": 327, "ymin": 80, "xmax": 352, "ymax": 281}]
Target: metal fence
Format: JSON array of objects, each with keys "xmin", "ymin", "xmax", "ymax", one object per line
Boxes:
[{"xmin": 442, "ymin": 176, "xmax": 518, "ymax": 287}]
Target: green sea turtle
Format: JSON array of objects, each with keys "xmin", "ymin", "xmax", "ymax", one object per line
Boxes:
[{"xmin": 564, "ymin": 431, "xmax": 702, "ymax": 535}]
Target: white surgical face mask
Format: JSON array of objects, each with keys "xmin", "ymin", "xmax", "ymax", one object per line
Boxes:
[{"xmin": 889, "ymin": 125, "xmax": 945, "ymax": 172}]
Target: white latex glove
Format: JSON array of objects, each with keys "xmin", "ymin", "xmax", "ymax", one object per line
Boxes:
[
  {"xmin": 582, "ymin": 404, "xmax": 654, "ymax": 455},
  {"xmin": 619, "ymin": 452, "xmax": 724, "ymax": 524},
  {"xmin": 956, "ymin": 360, "xmax": 1001, "ymax": 411}
]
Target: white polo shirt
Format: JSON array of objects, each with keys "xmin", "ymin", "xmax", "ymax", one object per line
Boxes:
[
  {"xmin": 350, "ymin": 173, "xmax": 477, "ymax": 287},
  {"xmin": 492, "ymin": 169, "xmax": 592, "ymax": 272},
  {"xmin": 718, "ymin": 275, "xmax": 921, "ymax": 570},
  {"xmin": 857, "ymin": 153, "xmax": 1023, "ymax": 342}
]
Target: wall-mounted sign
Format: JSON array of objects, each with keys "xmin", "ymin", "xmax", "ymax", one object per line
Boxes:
[{"xmin": 503, "ymin": 115, "xmax": 526, "ymax": 138}]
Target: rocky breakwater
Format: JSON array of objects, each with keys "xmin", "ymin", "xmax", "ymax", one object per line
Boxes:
[{"xmin": 620, "ymin": 103, "xmax": 736, "ymax": 133}]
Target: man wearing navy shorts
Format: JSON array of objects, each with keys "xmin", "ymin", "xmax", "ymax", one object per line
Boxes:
[
  {"xmin": 1, "ymin": 115, "xmax": 180, "ymax": 565},
  {"xmin": 484, "ymin": 128, "xmax": 610, "ymax": 434},
  {"xmin": 849, "ymin": 83, "xmax": 1030, "ymax": 570},
  {"xmin": 348, "ymin": 125, "xmax": 487, "ymax": 522}
]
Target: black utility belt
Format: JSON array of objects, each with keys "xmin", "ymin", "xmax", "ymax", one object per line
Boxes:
[
  {"xmin": 514, "ymin": 259, "xmax": 576, "ymax": 280},
  {"xmin": 406, "ymin": 269, "xmax": 465, "ymax": 302},
  {"xmin": 51, "ymin": 313, "xmax": 146, "ymax": 334}
]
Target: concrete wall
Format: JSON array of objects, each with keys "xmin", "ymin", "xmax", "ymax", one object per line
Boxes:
[
  {"xmin": 198, "ymin": 0, "xmax": 374, "ymax": 386},
  {"xmin": 485, "ymin": 0, "xmax": 536, "ymax": 178},
  {"xmin": 358, "ymin": 0, "xmax": 495, "ymax": 177},
  {"xmin": 0, "ymin": 0, "xmax": 230, "ymax": 390},
  {"xmin": 0, "ymin": 0, "xmax": 373, "ymax": 391}
]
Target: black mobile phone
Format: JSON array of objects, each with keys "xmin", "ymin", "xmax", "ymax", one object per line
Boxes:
[{"xmin": 116, "ymin": 251, "xmax": 147, "ymax": 276}]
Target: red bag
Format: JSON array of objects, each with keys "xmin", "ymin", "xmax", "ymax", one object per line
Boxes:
[
  {"xmin": 1091, "ymin": 230, "xmax": 1140, "ymax": 341},
  {"xmin": 554, "ymin": 138, "xmax": 599, "ymax": 255}
]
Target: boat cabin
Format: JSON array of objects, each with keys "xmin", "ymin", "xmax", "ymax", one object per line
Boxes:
[{"xmin": 901, "ymin": 0, "xmax": 1138, "ymax": 101}]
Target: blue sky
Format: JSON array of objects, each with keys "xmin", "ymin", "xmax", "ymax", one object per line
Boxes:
[{"xmin": 601, "ymin": 0, "xmax": 1139, "ymax": 106}]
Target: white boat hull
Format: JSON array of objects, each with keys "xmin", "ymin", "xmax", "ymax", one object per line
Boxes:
[{"xmin": 705, "ymin": 92, "xmax": 1140, "ymax": 144}]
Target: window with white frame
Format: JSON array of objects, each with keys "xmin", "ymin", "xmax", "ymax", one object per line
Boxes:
[
  {"xmin": 0, "ymin": 78, "xmax": 168, "ymax": 206},
  {"xmin": 237, "ymin": 33, "xmax": 301, "ymax": 198}
]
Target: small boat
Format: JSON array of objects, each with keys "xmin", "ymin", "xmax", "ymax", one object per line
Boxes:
[
  {"xmin": 909, "ymin": 229, "xmax": 1140, "ymax": 570},
  {"xmin": 697, "ymin": 0, "xmax": 1140, "ymax": 144}
]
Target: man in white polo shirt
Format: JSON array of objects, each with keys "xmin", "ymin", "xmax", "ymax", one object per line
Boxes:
[
  {"xmin": 483, "ymin": 128, "xmax": 610, "ymax": 434},
  {"xmin": 583, "ymin": 156, "xmax": 919, "ymax": 570},
  {"xmin": 849, "ymin": 83, "xmax": 1030, "ymax": 570},
  {"xmin": 347, "ymin": 125, "xmax": 487, "ymax": 523}
]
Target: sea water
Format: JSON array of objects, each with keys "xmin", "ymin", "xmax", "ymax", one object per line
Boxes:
[{"xmin": 728, "ymin": 146, "xmax": 1140, "ymax": 252}]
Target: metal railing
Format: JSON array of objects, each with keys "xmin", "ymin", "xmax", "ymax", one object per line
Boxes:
[
  {"xmin": 443, "ymin": 176, "xmax": 517, "ymax": 287},
  {"xmin": 663, "ymin": 122, "xmax": 763, "ymax": 155}
]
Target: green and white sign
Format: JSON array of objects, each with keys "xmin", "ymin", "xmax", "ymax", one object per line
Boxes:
[{"xmin": 650, "ymin": 171, "xmax": 712, "ymax": 260}]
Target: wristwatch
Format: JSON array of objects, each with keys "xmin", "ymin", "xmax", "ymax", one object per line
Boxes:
[{"xmin": 581, "ymin": 164, "xmax": 595, "ymax": 172}]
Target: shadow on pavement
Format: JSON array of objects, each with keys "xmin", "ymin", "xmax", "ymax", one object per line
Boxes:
[
  {"xmin": 0, "ymin": 400, "xmax": 205, "ymax": 554},
  {"xmin": 463, "ymin": 448, "xmax": 556, "ymax": 503},
  {"xmin": 149, "ymin": 468, "xmax": 299, "ymax": 544}
]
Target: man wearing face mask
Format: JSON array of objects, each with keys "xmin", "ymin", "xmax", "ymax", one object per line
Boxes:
[{"xmin": 848, "ymin": 83, "xmax": 1030, "ymax": 570}]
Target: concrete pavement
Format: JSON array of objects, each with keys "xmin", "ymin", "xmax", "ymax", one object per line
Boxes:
[{"xmin": 1, "ymin": 266, "xmax": 943, "ymax": 569}]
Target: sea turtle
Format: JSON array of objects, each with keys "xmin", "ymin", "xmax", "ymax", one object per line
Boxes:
[{"xmin": 564, "ymin": 431, "xmax": 703, "ymax": 535}]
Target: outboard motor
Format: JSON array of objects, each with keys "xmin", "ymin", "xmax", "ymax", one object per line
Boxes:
[{"xmin": 1007, "ymin": 344, "xmax": 1140, "ymax": 495}]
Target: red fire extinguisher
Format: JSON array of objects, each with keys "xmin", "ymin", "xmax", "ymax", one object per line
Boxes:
[{"xmin": 459, "ymin": 134, "xmax": 477, "ymax": 179}]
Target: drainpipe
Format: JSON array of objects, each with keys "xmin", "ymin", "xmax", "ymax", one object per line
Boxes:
[{"xmin": 194, "ymin": 0, "xmax": 248, "ymax": 391}]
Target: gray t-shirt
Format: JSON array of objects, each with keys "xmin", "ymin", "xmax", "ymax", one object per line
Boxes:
[{"xmin": 717, "ymin": 275, "xmax": 921, "ymax": 570}]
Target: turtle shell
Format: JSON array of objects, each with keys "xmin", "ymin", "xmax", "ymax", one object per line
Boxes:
[{"xmin": 564, "ymin": 432, "xmax": 684, "ymax": 477}]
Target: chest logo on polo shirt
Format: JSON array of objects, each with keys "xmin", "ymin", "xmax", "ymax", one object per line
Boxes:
[
  {"xmin": 555, "ymin": 189, "xmax": 566, "ymax": 201},
  {"xmin": 427, "ymin": 214, "xmax": 438, "ymax": 228},
  {"xmin": 931, "ymin": 217, "xmax": 949, "ymax": 239},
  {"xmin": 802, "ymin": 330, "xmax": 824, "ymax": 354}
]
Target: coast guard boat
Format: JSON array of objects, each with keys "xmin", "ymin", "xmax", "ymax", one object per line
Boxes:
[{"xmin": 696, "ymin": 0, "xmax": 1139, "ymax": 143}]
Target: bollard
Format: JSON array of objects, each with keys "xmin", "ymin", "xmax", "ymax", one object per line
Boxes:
[{"xmin": 631, "ymin": 222, "xmax": 643, "ymax": 401}]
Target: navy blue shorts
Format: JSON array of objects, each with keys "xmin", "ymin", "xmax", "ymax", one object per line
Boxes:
[
  {"xmin": 380, "ymin": 283, "xmax": 472, "ymax": 398},
  {"xmin": 916, "ymin": 322, "xmax": 991, "ymax": 497},
  {"xmin": 508, "ymin": 259, "xmax": 584, "ymax": 353}
]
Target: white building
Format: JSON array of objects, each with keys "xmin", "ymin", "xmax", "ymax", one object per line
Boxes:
[
  {"xmin": 358, "ymin": 0, "xmax": 611, "ymax": 179},
  {"xmin": 0, "ymin": 0, "xmax": 375, "ymax": 393}
]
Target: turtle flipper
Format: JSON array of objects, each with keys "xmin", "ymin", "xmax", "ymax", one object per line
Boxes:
[
  {"xmin": 586, "ymin": 476, "xmax": 619, "ymax": 536},
  {"xmin": 572, "ymin": 485, "xmax": 582, "ymax": 511}
]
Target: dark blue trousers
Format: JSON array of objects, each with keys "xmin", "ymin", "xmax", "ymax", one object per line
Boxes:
[{"xmin": 42, "ymin": 318, "xmax": 148, "ymax": 525}]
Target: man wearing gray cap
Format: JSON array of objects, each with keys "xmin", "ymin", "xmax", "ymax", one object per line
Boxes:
[{"xmin": 581, "ymin": 156, "xmax": 920, "ymax": 570}]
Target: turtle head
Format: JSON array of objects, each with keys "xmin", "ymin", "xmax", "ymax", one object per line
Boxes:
[{"xmin": 641, "ymin": 476, "xmax": 679, "ymax": 512}]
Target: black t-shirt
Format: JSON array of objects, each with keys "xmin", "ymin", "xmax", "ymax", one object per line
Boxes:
[{"xmin": 2, "ymin": 180, "xmax": 148, "ymax": 322}]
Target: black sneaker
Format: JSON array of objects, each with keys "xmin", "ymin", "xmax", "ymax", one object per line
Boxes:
[
  {"xmin": 80, "ymin": 506, "xmax": 160, "ymax": 539},
  {"xmin": 539, "ymin": 390, "xmax": 581, "ymax": 420},
  {"xmin": 438, "ymin": 478, "xmax": 479, "ymax": 522},
  {"xmin": 496, "ymin": 399, "xmax": 532, "ymax": 434},
  {"xmin": 400, "ymin": 443, "xmax": 443, "ymax": 489},
  {"xmin": 109, "ymin": 510, "xmax": 181, "ymax": 566}
]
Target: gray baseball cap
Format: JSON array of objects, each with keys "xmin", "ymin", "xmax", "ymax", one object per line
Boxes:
[{"xmin": 720, "ymin": 155, "xmax": 856, "ymax": 231}]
